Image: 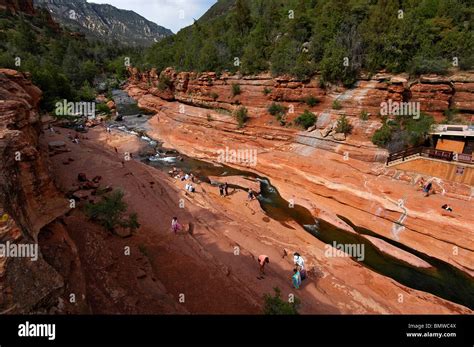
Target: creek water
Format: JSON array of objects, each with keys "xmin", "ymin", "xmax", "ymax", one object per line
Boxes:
[{"xmin": 110, "ymin": 90, "xmax": 474, "ymax": 310}]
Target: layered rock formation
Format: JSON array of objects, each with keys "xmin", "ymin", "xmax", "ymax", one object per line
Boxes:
[
  {"xmin": 0, "ymin": 70, "xmax": 193, "ymax": 314},
  {"xmin": 130, "ymin": 67, "xmax": 474, "ymax": 129},
  {"xmin": 0, "ymin": 69, "xmax": 68, "ymax": 313},
  {"xmin": 125, "ymin": 69, "xmax": 474, "ymax": 288}
]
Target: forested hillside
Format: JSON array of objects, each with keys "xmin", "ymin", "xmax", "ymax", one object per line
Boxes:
[
  {"xmin": 0, "ymin": 8, "xmax": 140, "ymax": 109},
  {"xmin": 145, "ymin": 0, "xmax": 473, "ymax": 85}
]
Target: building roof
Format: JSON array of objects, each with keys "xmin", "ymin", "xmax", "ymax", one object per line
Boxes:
[{"xmin": 430, "ymin": 124, "xmax": 474, "ymax": 138}]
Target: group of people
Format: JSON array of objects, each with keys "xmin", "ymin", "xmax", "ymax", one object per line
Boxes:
[
  {"xmin": 176, "ymin": 172, "xmax": 195, "ymax": 193},
  {"xmin": 291, "ymin": 252, "xmax": 307, "ymax": 289},
  {"xmin": 257, "ymin": 252, "xmax": 307, "ymax": 289},
  {"xmin": 218, "ymin": 183, "xmax": 229, "ymax": 196}
]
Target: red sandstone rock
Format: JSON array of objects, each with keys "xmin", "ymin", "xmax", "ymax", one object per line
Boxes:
[{"xmin": 0, "ymin": 69, "xmax": 69, "ymax": 313}]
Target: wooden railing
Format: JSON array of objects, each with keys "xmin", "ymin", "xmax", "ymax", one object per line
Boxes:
[
  {"xmin": 386, "ymin": 147, "xmax": 423, "ymax": 165},
  {"xmin": 386, "ymin": 147, "xmax": 473, "ymax": 165}
]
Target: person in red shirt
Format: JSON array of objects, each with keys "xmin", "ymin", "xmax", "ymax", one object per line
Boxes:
[{"xmin": 258, "ymin": 255, "xmax": 269, "ymax": 279}]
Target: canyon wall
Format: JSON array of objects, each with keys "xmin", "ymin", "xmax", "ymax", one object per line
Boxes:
[
  {"xmin": 0, "ymin": 69, "xmax": 68, "ymax": 313},
  {"xmin": 130, "ymin": 67, "xmax": 474, "ymax": 129}
]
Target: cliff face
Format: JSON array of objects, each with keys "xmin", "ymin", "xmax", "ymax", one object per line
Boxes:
[
  {"xmin": 130, "ymin": 68, "xmax": 474, "ymax": 127},
  {"xmin": 0, "ymin": 69, "xmax": 68, "ymax": 313}
]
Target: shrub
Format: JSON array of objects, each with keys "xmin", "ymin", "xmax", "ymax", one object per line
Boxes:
[
  {"xmin": 263, "ymin": 87, "xmax": 272, "ymax": 95},
  {"xmin": 96, "ymin": 103, "xmax": 111, "ymax": 115},
  {"xmin": 78, "ymin": 81, "xmax": 96, "ymax": 102},
  {"xmin": 158, "ymin": 75, "xmax": 173, "ymax": 91},
  {"xmin": 404, "ymin": 113, "xmax": 434, "ymax": 146},
  {"xmin": 268, "ymin": 102, "xmax": 288, "ymax": 120},
  {"xmin": 360, "ymin": 110, "xmax": 369, "ymax": 121},
  {"xmin": 335, "ymin": 115, "xmax": 353, "ymax": 134},
  {"xmin": 371, "ymin": 124, "xmax": 393, "ymax": 147},
  {"xmin": 231, "ymin": 83, "xmax": 241, "ymax": 96},
  {"xmin": 295, "ymin": 110, "xmax": 317, "ymax": 129},
  {"xmin": 234, "ymin": 106, "xmax": 249, "ymax": 128},
  {"xmin": 318, "ymin": 78, "xmax": 326, "ymax": 89},
  {"xmin": 263, "ymin": 287, "xmax": 300, "ymax": 315},
  {"xmin": 305, "ymin": 95, "xmax": 320, "ymax": 107},
  {"xmin": 206, "ymin": 113, "xmax": 213, "ymax": 122},
  {"xmin": 332, "ymin": 100, "xmax": 342, "ymax": 110},
  {"xmin": 85, "ymin": 190, "xmax": 140, "ymax": 233},
  {"xmin": 210, "ymin": 92, "xmax": 219, "ymax": 100},
  {"xmin": 371, "ymin": 113, "xmax": 434, "ymax": 149},
  {"xmin": 443, "ymin": 108, "xmax": 459, "ymax": 123},
  {"xmin": 409, "ymin": 56, "xmax": 449, "ymax": 75}
]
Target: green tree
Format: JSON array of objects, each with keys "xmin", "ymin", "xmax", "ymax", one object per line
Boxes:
[
  {"xmin": 335, "ymin": 115, "xmax": 353, "ymax": 134},
  {"xmin": 232, "ymin": 0, "xmax": 252, "ymax": 36},
  {"xmin": 234, "ymin": 106, "xmax": 249, "ymax": 128},
  {"xmin": 371, "ymin": 123, "xmax": 393, "ymax": 147},
  {"xmin": 263, "ymin": 287, "xmax": 300, "ymax": 315},
  {"xmin": 295, "ymin": 110, "xmax": 317, "ymax": 129},
  {"xmin": 85, "ymin": 190, "xmax": 140, "ymax": 233},
  {"xmin": 78, "ymin": 81, "xmax": 96, "ymax": 102}
]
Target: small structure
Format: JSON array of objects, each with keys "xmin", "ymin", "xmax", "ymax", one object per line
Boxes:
[
  {"xmin": 386, "ymin": 125, "xmax": 474, "ymax": 166},
  {"xmin": 430, "ymin": 124, "xmax": 474, "ymax": 162}
]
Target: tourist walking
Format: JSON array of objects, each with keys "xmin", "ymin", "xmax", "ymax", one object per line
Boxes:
[
  {"xmin": 423, "ymin": 181, "xmax": 432, "ymax": 197},
  {"xmin": 257, "ymin": 255, "xmax": 269, "ymax": 279},
  {"xmin": 219, "ymin": 184, "xmax": 224, "ymax": 196},
  {"xmin": 224, "ymin": 182, "xmax": 229, "ymax": 196}
]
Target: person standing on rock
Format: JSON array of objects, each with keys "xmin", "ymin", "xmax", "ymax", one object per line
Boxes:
[
  {"xmin": 219, "ymin": 184, "xmax": 224, "ymax": 197},
  {"xmin": 257, "ymin": 255, "xmax": 269, "ymax": 279},
  {"xmin": 171, "ymin": 217, "xmax": 182, "ymax": 234},
  {"xmin": 224, "ymin": 182, "xmax": 229, "ymax": 196},
  {"xmin": 292, "ymin": 268, "xmax": 301, "ymax": 289}
]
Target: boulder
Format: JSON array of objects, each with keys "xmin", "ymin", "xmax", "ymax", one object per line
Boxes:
[
  {"xmin": 333, "ymin": 133, "xmax": 346, "ymax": 141},
  {"xmin": 321, "ymin": 125, "xmax": 333, "ymax": 137},
  {"xmin": 48, "ymin": 141, "xmax": 68, "ymax": 155}
]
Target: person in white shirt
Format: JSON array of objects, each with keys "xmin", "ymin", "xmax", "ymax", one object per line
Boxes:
[{"xmin": 293, "ymin": 252, "xmax": 306, "ymax": 280}]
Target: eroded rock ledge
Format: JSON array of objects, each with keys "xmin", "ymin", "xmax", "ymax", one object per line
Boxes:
[{"xmin": 0, "ymin": 69, "xmax": 68, "ymax": 313}]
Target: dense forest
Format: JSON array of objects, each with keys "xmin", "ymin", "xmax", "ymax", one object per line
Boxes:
[
  {"xmin": 0, "ymin": 9, "xmax": 138, "ymax": 110},
  {"xmin": 1, "ymin": 0, "xmax": 472, "ymax": 111},
  {"xmin": 144, "ymin": 0, "xmax": 474, "ymax": 85}
]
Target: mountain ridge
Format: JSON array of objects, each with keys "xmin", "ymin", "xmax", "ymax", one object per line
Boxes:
[{"xmin": 34, "ymin": 0, "xmax": 173, "ymax": 46}]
